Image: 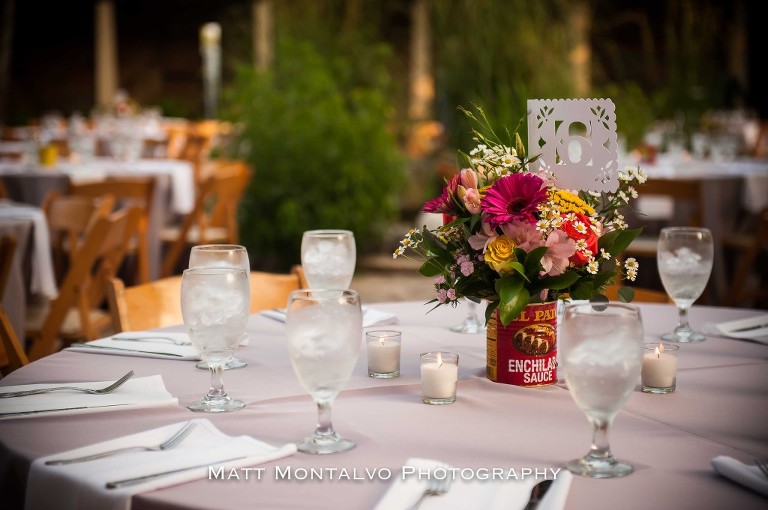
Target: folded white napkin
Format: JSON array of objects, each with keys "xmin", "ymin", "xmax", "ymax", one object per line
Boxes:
[
  {"xmin": 26, "ymin": 418, "xmax": 297, "ymax": 510},
  {"xmin": 261, "ymin": 306, "xmax": 398, "ymax": 328},
  {"xmin": 711, "ymin": 455, "xmax": 768, "ymax": 497},
  {"xmin": 0, "ymin": 375, "xmax": 177, "ymax": 420},
  {"xmin": 67, "ymin": 332, "xmax": 200, "ymax": 360},
  {"xmin": 708, "ymin": 315, "xmax": 768, "ymax": 344},
  {"xmin": 373, "ymin": 458, "xmax": 572, "ymax": 510}
]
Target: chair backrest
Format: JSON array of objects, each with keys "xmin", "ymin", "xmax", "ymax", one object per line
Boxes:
[
  {"xmin": 43, "ymin": 192, "xmax": 116, "ymax": 281},
  {"xmin": 637, "ymin": 178, "xmax": 704, "ymax": 226},
  {"xmin": 161, "ymin": 160, "xmax": 252, "ymax": 277},
  {"xmin": 0, "ymin": 235, "xmax": 16, "ymax": 301},
  {"xmin": 27, "ymin": 206, "xmax": 143, "ymax": 360},
  {"xmin": 108, "ymin": 266, "xmax": 304, "ymax": 332},
  {"xmin": 68, "ymin": 177, "xmax": 156, "ymax": 283},
  {"xmin": 0, "ymin": 304, "xmax": 29, "ymax": 374}
]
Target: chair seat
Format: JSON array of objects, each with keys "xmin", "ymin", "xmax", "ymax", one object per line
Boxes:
[
  {"xmin": 160, "ymin": 225, "xmax": 231, "ymax": 244},
  {"xmin": 26, "ymin": 302, "xmax": 114, "ymax": 341}
]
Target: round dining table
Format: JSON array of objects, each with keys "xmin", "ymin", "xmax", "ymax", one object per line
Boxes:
[{"xmin": 0, "ymin": 301, "xmax": 766, "ymax": 509}]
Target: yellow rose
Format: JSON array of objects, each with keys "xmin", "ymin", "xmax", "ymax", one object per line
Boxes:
[{"xmin": 485, "ymin": 235, "xmax": 517, "ymax": 275}]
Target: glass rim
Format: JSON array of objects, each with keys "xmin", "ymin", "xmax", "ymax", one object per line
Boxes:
[
  {"xmin": 302, "ymin": 229, "xmax": 354, "ymax": 238},
  {"xmin": 190, "ymin": 244, "xmax": 247, "ymax": 252},
  {"xmin": 420, "ymin": 351, "xmax": 459, "ymax": 362},
  {"xmin": 289, "ymin": 288, "xmax": 359, "ymax": 299},
  {"xmin": 365, "ymin": 330, "xmax": 401, "ymax": 339},
  {"xmin": 643, "ymin": 342, "xmax": 680, "ymax": 352},
  {"xmin": 659, "ymin": 227, "xmax": 712, "ymax": 235},
  {"xmin": 563, "ymin": 301, "xmax": 641, "ymax": 316},
  {"xmin": 182, "ymin": 266, "xmax": 248, "ymax": 276}
]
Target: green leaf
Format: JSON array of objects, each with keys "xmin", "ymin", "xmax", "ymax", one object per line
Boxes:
[
  {"xmin": 523, "ymin": 246, "xmax": 548, "ymax": 277},
  {"xmin": 569, "ymin": 281, "xmax": 593, "ymax": 300},
  {"xmin": 496, "ymin": 277, "xmax": 530, "ymax": 326},
  {"xmin": 608, "ymin": 228, "xmax": 643, "ymax": 255},
  {"xmin": 535, "ymin": 271, "xmax": 580, "ymax": 291},
  {"xmin": 418, "ymin": 260, "xmax": 444, "ymax": 277},
  {"xmin": 457, "ymin": 150, "xmax": 472, "ymax": 169},
  {"xmin": 597, "ymin": 230, "xmax": 621, "ymax": 251},
  {"xmin": 510, "ymin": 261, "xmax": 529, "ymax": 281},
  {"xmin": 617, "ymin": 286, "xmax": 635, "ymax": 303}
]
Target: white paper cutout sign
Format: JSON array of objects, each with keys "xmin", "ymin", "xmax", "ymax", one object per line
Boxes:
[{"xmin": 527, "ymin": 98, "xmax": 619, "ymax": 193}]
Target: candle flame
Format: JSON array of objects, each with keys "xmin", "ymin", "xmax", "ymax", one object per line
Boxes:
[
  {"xmin": 437, "ymin": 351, "xmax": 443, "ymax": 368},
  {"xmin": 379, "ymin": 338, "xmax": 385, "ymax": 346},
  {"xmin": 655, "ymin": 346, "xmax": 661, "ymax": 358}
]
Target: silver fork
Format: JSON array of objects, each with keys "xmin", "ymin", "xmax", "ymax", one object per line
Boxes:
[
  {"xmin": 45, "ymin": 421, "xmax": 198, "ymax": 465},
  {"xmin": 0, "ymin": 371, "xmax": 134, "ymax": 399},
  {"xmin": 756, "ymin": 458, "xmax": 768, "ymax": 479},
  {"xmin": 114, "ymin": 336, "xmax": 191, "ymax": 346},
  {"xmin": 408, "ymin": 474, "xmax": 451, "ymax": 510}
]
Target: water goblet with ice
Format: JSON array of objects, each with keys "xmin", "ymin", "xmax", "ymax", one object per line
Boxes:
[
  {"xmin": 301, "ymin": 230, "xmax": 356, "ymax": 290},
  {"xmin": 657, "ymin": 227, "xmax": 713, "ymax": 342},
  {"xmin": 189, "ymin": 244, "xmax": 250, "ymax": 370},
  {"xmin": 285, "ymin": 289, "xmax": 362, "ymax": 454},
  {"xmin": 560, "ymin": 302, "xmax": 644, "ymax": 478},
  {"xmin": 180, "ymin": 267, "xmax": 249, "ymax": 412}
]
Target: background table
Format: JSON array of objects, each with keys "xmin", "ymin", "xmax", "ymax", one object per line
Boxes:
[
  {"xmin": 0, "ymin": 158, "xmax": 195, "ymax": 279},
  {"xmin": 0, "ymin": 202, "xmax": 57, "ymax": 341},
  {"xmin": 0, "ymin": 301, "xmax": 766, "ymax": 509}
]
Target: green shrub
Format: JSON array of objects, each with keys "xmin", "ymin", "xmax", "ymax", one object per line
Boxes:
[{"xmin": 222, "ymin": 36, "xmax": 405, "ymax": 271}]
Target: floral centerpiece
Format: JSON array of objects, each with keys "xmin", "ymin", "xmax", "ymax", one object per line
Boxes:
[{"xmin": 394, "ymin": 106, "xmax": 646, "ymax": 328}]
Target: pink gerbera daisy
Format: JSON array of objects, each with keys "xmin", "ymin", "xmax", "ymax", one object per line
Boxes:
[
  {"xmin": 423, "ymin": 174, "xmax": 460, "ymax": 214},
  {"xmin": 481, "ymin": 173, "xmax": 548, "ymax": 227}
]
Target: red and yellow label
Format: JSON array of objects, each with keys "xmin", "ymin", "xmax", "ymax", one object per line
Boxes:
[{"xmin": 486, "ymin": 302, "xmax": 558, "ymax": 387}]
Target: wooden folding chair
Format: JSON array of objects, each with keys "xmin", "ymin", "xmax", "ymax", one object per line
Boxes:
[
  {"xmin": 725, "ymin": 207, "xmax": 768, "ymax": 307},
  {"xmin": 26, "ymin": 206, "xmax": 143, "ymax": 360},
  {"xmin": 43, "ymin": 192, "xmax": 116, "ymax": 283},
  {"xmin": 68, "ymin": 177, "xmax": 156, "ymax": 283},
  {"xmin": 0, "ymin": 235, "xmax": 16, "ymax": 301},
  {"xmin": 108, "ymin": 265, "xmax": 305, "ymax": 332},
  {"xmin": 623, "ymin": 177, "xmax": 705, "ymax": 259},
  {"xmin": 0, "ymin": 305, "xmax": 29, "ymax": 375},
  {"xmin": 160, "ymin": 160, "xmax": 252, "ymax": 276},
  {"xmin": 0, "ymin": 236, "xmax": 27, "ymax": 373}
]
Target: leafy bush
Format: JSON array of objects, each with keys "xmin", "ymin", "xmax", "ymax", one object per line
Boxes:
[{"xmin": 221, "ymin": 36, "xmax": 405, "ymax": 271}]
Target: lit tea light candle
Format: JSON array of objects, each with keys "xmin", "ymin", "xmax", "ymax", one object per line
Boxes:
[
  {"xmin": 641, "ymin": 342, "xmax": 679, "ymax": 394},
  {"xmin": 420, "ymin": 351, "xmax": 459, "ymax": 404},
  {"xmin": 366, "ymin": 331, "xmax": 401, "ymax": 378}
]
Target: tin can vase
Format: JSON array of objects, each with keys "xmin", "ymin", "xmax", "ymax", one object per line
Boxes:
[{"xmin": 486, "ymin": 302, "xmax": 558, "ymax": 387}]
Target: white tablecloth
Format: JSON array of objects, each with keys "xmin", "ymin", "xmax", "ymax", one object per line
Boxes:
[
  {"xmin": 0, "ymin": 202, "xmax": 56, "ymax": 341},
  {"xmin": 0, "ymin": 301, "xmax": 766, "ymax": 509}
]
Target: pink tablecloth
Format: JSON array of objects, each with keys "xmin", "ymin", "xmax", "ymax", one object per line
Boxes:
[{"xmin": 0, "ymin": 302, "xmax": 766, "ymax": 509}]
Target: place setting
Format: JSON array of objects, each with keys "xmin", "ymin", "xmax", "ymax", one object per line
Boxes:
[
  {"xmin": 0, "ymin": 371, "xmax": 177, "ymax": 419},
  {"xmin": 26, "ymin": 418, "xmax": 296, "ymax": 510}
]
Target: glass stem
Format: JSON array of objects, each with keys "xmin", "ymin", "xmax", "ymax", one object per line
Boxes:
[
  {"xmin": 588, "ymin": 420, "xmax": 612, "ymax": 461},
  {"xmin": 676, "ymin": 305, "xmax": 691, "ymax": 332},
  {"xmin": 207, "ymin": 366, "xmax": 226, "ymax": 398},
  {"xmin": 315, "ymin": 401, "xmax": 335, "ymax": 438},
  {"xmin": 466, "ymin": 300, "xmax": 477, "ymax": 323}
]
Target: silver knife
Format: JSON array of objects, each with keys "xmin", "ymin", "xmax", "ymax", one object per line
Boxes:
[
  {"xmin": 729, "ymin": 323, "xmax": 768, "ymax": 333},
  {"xmin": 69, "ymin": 343, "xmax": 184, "ymax": 357},
  {"xmin": 0, "ymin": 403, "xmax": 128, "ymax": 418},
  {"xmin": 105, "ymin": 455, "xmax": 248, "ymax": 489}
]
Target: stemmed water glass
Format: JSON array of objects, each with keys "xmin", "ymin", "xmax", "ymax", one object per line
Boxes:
[
  {"xmin": 657, "ymin": 227, "xmax": 713, "ymax": 342},
  {"xmin": 560, "ymin": 302, "xmax": 644, "ymax": 478},
  {"xmin": 189, "ymin": 244, "xmax": 250, "ymax": 369},
  {"xmin": 285, "ymin": 289, "xmax": 362, "ymax": 454},
  {"xmin": 450, "ymin": 299, "xmax": 486, "ymax": 333},
  {"xmin": 180, "ymin": 267, "xmax": 250, "ymax": 413},
  {"xmin": 301, "ymin": 230, "xmax": 356, "ymax": 289}
]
